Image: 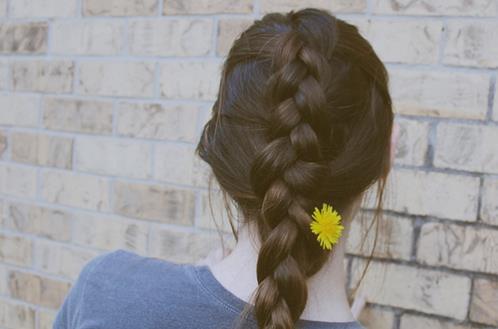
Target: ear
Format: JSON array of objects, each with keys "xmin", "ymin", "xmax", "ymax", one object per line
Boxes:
[{"xmin": 389, "ymin": 121, "xmax": 400, "ymax": 166}]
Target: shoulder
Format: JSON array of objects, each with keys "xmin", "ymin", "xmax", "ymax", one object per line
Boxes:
[{"xmin": 54, "ymin": 249, "xmax": 193, "ymax": 329}]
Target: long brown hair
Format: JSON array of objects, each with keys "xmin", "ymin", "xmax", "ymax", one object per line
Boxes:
[{"xmin": 196, "ymin": 7, "xmax": 393, "ymax": 329}]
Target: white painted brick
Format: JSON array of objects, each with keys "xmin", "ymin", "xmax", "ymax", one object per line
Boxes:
[
  {"xmin": 0, "ymin": 233, "xmax": 32, "ymax": 266},
  {"xmin": 346, "ymin": 212, "xmax": 413, "ymax": 261},
  {"xmin": 42, "ymin": 97, "xmax": 114, "ymax": 134},
  {"xmin": 417, "ymin": 222, "xmax": 498, "ymax": 274},
  {"xmin": 372, "ymin": 0, "xmax": 498, "ymax": 16},
  {"xmin": 493, "ymin": 82, "xmax": 498, "ymax": 122},
  {"xmin": 83, "ymin": 0, "xmax": 158, "ymax": 16},
  {"xmin": 12, "ymin": 60, "xmax": 74, "ymax": 93},
  {"xmin": 260, "ymin": 0, "xmax": 366, "ymax": 14},
  {"xmin": 160, "ymin": 60, "xmax": 221, "ymax": 100},
  {"xmin": 51, "ymin": 20, "xmax": 124, "ymax": 55},
  {"xmin": 393, "ymin": 118, "xmax": 429, "ymax": 166},
  {"xmin": 351, "ymin": 259, "xmax": 471, "ymax": 320},
  {"xmin": 0, "ymin": 301, "xmax": 35, "ymax": 329},
  {"xmin": 434, "ymin": 123, "xmax": 498, "ymax": 174},
  {"xmin": 77, "ymin": 61, "xmax": 154, "ymax": 97},
  {"xmin": 0, "ymin": 22, "xmax": 48, "ymax": 54},
  {"xmin": 41, "ymin": 170, "xmax": 110, "ymax": 211},
  {"xmin": 389, "ymin": 68, "xmax": 489, "ymax": 119},
  {"xmin": 356, "ymin": 19, "xmax": 443, "ymax": 64},
  {"xmin": 154, "ymin": 142, "xmax": 195, "ymax": 184},
  {"xmin": 444, "ymin": 21, "xmax": 498, "ymax": 68},
  {"xmin": 0, "ymin": 163, "xmax": 37, "ymax": 198},
  {"xmin": 10, "ymin": 0, "xmax": 78, "ymax": 17},
  {"xmin": 164, "ymin": 0, "xmax": 253, "ymax": 14},
  {"xmin": 0, "ymin": 0, "xmax": 6, "ymax": 16},
  {"xmin": 74, "ymin": 137, "xmax": 151, "ymax": 179},
  {"xmin": 375, "ymin": 169, "xmax": 480, "ymax": 221},
  {"xmin": 470, "ymin": 278, "xmax": 498, "ymax": 326},
  {"xmin": 197, "ymin": 188, "xmax": 240, "ymax": 234},
  {"xmin": 481, "ymin": 177, "xmax": 498, "ymax": 226},
  {"xmin": 116, "ymin": 102, "xmax": 199, "ymax": 142},
  {"xmin": 0, "ymin": 94, "xmax": 39, "ymax": 127},
  {"xmin": 34, "ymin": 240, "xmax": 98, "ymax": 280},
  {"xmin": 3, "ymin": 201, "xmax": 72, "ymax": 241},
  {"xmin": 38, "ymin": 310, "xmax": 56, "ymax": 329},
  {"xmin": 217, "ymin": 18, "xmax": 254, "ymax": 56},
  {"xmin": 129, "ymin": 19, "xmax": 212, "ymax": 56},
  {"xmin": 400, "ymin": 314, "xmax": 471, "ymax": 329},
  {"xmin": 72, "ymin": 213, "xmax": 148, "ymax": 252}
]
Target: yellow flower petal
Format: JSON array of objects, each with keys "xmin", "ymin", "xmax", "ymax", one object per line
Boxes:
[{"xmin": 309, "ymin": 202, "xmax": 344, "ymax": 250}]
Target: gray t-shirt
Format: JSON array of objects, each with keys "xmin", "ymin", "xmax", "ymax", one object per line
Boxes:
[{"xmin": 53, "ymin": 249, "xmax": 365, "ymax": 329}]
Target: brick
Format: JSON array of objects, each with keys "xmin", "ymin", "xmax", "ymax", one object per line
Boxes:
[
  {"xmin": 400, "ymin": 314, "xmax": 471, "ymax": 329},
  {"xmin": 149, "ymin": 228, "xmax": 235, "ymax": 263},
  {"xmin": 77, "ymin": 61, "xmax": 154, "ymax": 97},
  {"xmin": 444, "ymin": 21, "xmax": 498, "ymax": 68},
  {"xmin": 0, "ymin": 163, "xmax": 37, "ymax": 198},
  {"xmin": 10, "ymin": 0, "xmax": 77, "ymax": 17},
  {"xmin": 0, "ymin": 94, "xmax": 39, "ymax": 127},
  {"xmin": 83, "ymin": 0, "xmax": 158, "ymax": 16},
  {"xmin": 493, "ymin": 82, "xmax": 498, "ymax": 121},
  {"xmin": 355, "ymin": 19, "xmax": 443, "ymax": 64},
  {"xmin": 11, "ymin": 132, "xmax": 73, "ymax": 169},
  {"xmin": 154, "ymin": 142, "xmax": 196, "ymax": 184},
  {"xmin": 434, "ymin": 123, "xmax": 498, "ymax": 174},
  {"xmin": 198, "ymin": 189, "xmax": 239, "ymax": 233},
  {"xmin": 116, "ymin": 102, "xmax": 199, "ymax": 142},
  {"xmin": 393, "ymin": 118, "xmax": 429, "ymax": 166},
  {"xmin": 42, "ymin": 97, "xmax": 113, "ymax": 134},
  {"xmin": 0, "ymin": 22, "xmax": 48, "ymax": 54},
  {"xmin": 74, "ymin": 137, "xmax": 151, "ymax": 179},
  {"xmin": 470, "ymin": 278, "xmax": 498, "ymax": 326},
  {"xmin": 0, "ymin": 0, "xmax": 6, "ymax": 16},
  {"xmin": 0, "ymin": 60, "xmax": 8, "ymax": 89},
  {"xmin": 8, "ymin": 271, "xmax": 71, "ymax": 309},
  {"xmin": 217, "ymin": 19, "xmax": 254, "ymax": 56},
  {"xmin": 129, "ymin": 19, "xmax": 212, "ymax": 56},
  {"xmin": 417, "ymin": 222, "xmax": 498, "ymax": 274},
  {"xmin": 260, "ymin": 0, "xmax": 366, "ymax": 14},
  {"xmin": 12, "ymin": 60, "xmax": 74, "ymax": 93},
  {"xmin": 38, "ymin": 310, "xmax": 56, "ymax": 329},
  {"xmin": 3, "ymin": 202, "xmax": 72, "ymax": 241},
  {"xmin": 346, "ymin": 212, "xmax": 413, "ymax": 261},
  {"xmin": 72, "ymin": 213, "xmax": 148, "ymax": 252},
  {"xmin": 372, "ymin": 0, "xmax": 498, "ymax": 16},
  {"xmin": 0, "ymin": 264, "xmax": 7, "ymax": 294},
  {"xmin": 51, "ymin": 20, "xmax": 124, "ymax": 55},
  {"xmin": 41, "ymin": 170, "xmax": 110, "ymax": 211},
  {"xmin": 0, "ymin": 129, "xmax": 6, "ymax": 159},
  {"xmin": 358, "ymin": 306, "xmax": 395, "ymax": 329},
  {"xmin": 0, "ymin": 233, "xmax": 32, "ymax": 266},
  {"xmin": 373, "ymin": 169, "xmax": 480, "ymax": 221},
  {"xmin": 389, "ymin": 68, "xmax": 489, "ymax": 119},
  {"xmin": 34, "ymin": 241, "xmax": 98, "ymax": 280},
  {"xmin": 481, "ymin": 177, "xmax": 498, "ymax": 226},
  {"xmin": 351, "ymin": 259, "xmax": 471, "ymax": 320},
  {"xmin": 112, "ymin": 180, "xmax": 195, "ymax": 225},
  {"xmin": 160, "ymin": 60, "xmax": 221, "ymax": 100},
  {"xmin": 164, "ymin": 0, "xmax": 253, "ymax": 14},
  {"xmin": 0, "ymin": 301, "xmax": 35, "ymax": 329}
]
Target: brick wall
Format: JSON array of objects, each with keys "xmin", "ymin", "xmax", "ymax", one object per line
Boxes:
[{"xmin": 0, "ymin": 0, "xmax": 496, "ymax": 328}]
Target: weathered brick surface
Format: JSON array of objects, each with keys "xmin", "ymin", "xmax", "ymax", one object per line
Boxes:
[
  {"xmin": 434, "ymin": 123, "xmax": 498, "ymax": 174},
  {"xmin": 129, "ymin": 19, "xmax": 212, "ymax": 56},
  {"xmin": 77, "ymin": 61, "xmax": 154, "ymax": 97},
  {"xmin": 0, "ymin": 22, "xmax": 48, "ymax": 54},
  {"xmin": 444, "ymin": 21, "xmax": 498, "ymax": 68},
  {"xmin": 12, "ymin": 60, "xmax": 74, "ymax": 93},
  {"xmin": 83, "ymin": 0, "xmax": 158, "ymax": 16},
  {"xmin": 8, "ymin": 270, "xmax": 71, "ymax": 309},
  {"xmin": 51, "ymin": 20, "xmax": 124, "ymax": 55},
  {"xmin": 351, "ymin": 259, "xmax": 471, "ymax": 320},
  {"xmin": 389, "ymin": 68, "xmax": 489, "ymax": 119},
  {"xmin": 418, "ymin": 222, "xmax": 498, "ymax": 274},
  {"xmin": 0, "ymin": 1, "xmax": 496, "ymax": 326},
  {"xmin": 470, "ymin": 278, "xmax": 498, "ymax": 326},
  {"xmin": 42, "ymin": 97, "xmax": 114, "ymax": 134},
  {"xmin": 164, "ymin": 0, "xmax": 253, "ymax": 14}
]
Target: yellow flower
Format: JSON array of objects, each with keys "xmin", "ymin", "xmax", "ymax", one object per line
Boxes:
[{"xmin": 310, "ymin": 203, "xmax": 344, "ymax": 250}]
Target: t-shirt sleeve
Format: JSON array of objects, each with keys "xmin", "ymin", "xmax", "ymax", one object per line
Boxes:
[{"xmin": 52, "ymin": 251, "xmax": 115, "ymax": 329}]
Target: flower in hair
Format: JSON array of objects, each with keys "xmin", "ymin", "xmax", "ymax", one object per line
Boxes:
[{"xmin": 310, "ymin": 203, "xmax": 344, "ymax": 250}]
